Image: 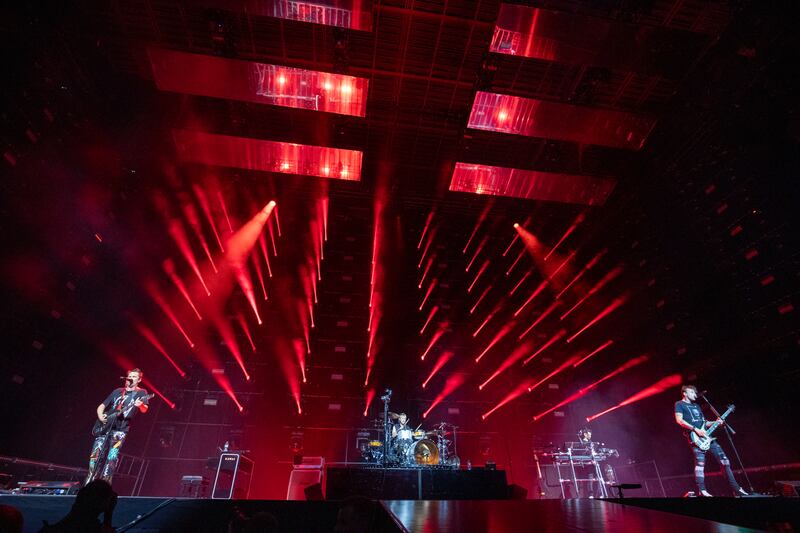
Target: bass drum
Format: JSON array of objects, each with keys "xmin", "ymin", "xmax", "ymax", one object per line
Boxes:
[{"xmin": 406, "ymin": 438, "xmax": 439, "ymax": 465}]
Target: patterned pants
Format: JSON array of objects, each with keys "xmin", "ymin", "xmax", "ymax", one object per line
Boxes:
[
  {"xmin": 86, "ymin": 431, "xmax": 127, "ymax": 484},
  {"xmin": 691, "ymin": 440, "xmax": 741, "ymax": 493}
]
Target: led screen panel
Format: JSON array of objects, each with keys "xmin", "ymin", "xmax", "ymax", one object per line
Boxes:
[
  {"xmin": 173, "ymin": 129, "xmax": 362, "ymax": 181},
  {"xmin": 149, "ymin": 48, "xmax": 368, "ymax": 117},
  {"xmin": 449, "ymin": 162, "xmax": 615, "ymax": 206},
  {"xmin": 468, "ymin": 91, "xmax": 655, "ymax": 150}
]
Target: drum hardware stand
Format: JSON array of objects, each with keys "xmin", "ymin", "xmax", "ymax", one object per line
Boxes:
[
  {"xmin": 380, "ymin": 388, "xmax": 392, "ymax": 467},
  {"xmin": 701, "ymin": 391, "xmax": 755, "ymax": 493}
]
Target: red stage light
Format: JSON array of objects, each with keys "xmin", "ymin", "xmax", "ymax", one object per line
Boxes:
[
  {"xmin": 545, "ymin": 213, "xmax": 585, "ymax": 261},
  {"xmin": 149, "ymin": 48, "xmax": 368, "ymax": 116},
  {"xmin": 561, "ymin": 265, "xmax": 624, "ymax": 320}
]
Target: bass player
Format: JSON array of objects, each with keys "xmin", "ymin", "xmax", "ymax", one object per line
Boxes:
[{"xmin": 674, "ymin": 384, "xmax": 747, "ymax": 497}]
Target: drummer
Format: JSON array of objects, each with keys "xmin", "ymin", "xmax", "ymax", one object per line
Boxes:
[{"xmin": 391, "ymin": 412, "xmax": 411, "ymax": 440}]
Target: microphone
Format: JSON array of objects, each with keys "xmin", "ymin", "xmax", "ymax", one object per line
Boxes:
[{"xmin": 699, "ymin": 390, "xmax": 708, "ymax": 396}]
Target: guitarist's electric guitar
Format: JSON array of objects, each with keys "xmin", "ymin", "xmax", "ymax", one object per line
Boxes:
[
  {"xmin": 689, "ymin": 404, "xmax": 735, "ymax": 451},
  {"xmin": 92, "ymin": 393, "xmax": 154, "ymax": 437}
]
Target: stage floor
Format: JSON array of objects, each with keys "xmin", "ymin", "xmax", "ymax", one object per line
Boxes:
[{"xmin": 2, "ymin": 495, "xmax": 796, "ymax": 532}]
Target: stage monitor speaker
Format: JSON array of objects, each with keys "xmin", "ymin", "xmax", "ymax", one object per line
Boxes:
[
  {"xmin": 179, "ymin": 475, "xmax": 209, "ymax": 498},
  {"xmin": 776, "ymin": 481, "xmax": 800, "ymax": 497},
  {"xmin": 211, "ymin": 453, "xmax": 254, "ymax": 500},
  {"xmin": 287, "ymin": 457, "xmax": 326, "ymax": 500}
]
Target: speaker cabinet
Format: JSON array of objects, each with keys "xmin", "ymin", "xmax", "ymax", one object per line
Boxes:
[{"xmin": 211, "ymin": 453, "xmax": 254, "ymax": 499}]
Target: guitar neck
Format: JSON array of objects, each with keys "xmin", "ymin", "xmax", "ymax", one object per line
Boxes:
[{"xmin": 705, "ymin": 406, "xmax": 734, "ymax": 437}]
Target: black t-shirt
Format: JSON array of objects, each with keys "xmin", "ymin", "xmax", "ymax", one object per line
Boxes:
[
  {"xmin": 103, "ymin": 387, "xmax": 149, "ymax": 433},
  {"xmin": 675, "ymin": 400, "xmax": 705, "ymax": 434},
  {"xmin": 393, "ymin": 422, "xmax": 411, "ymax": 440}
]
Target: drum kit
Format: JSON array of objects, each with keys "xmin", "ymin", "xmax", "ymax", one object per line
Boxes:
[
  {"xmin": 359, "ymin": 416, "xmax": 459, "ymax": 467},
  {"xmin": 359, "ymin": 389, "xmax": 460, "ymax": 468}
]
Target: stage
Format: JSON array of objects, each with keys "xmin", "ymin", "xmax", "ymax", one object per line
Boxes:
[{"xmin": 3, "ymin": 495, "xmax": 799, "ymax": 532}]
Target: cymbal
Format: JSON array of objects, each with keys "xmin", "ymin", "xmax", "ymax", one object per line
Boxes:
[{"xmin": 388, "ymin": 412, "xmax": 400, "ymax": 420}]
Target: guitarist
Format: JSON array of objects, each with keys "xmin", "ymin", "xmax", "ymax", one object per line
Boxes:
[
  {"xmin": 86, "ymin": 368, "xmax": 150, "ymax": 485},
  {"xmin": 674, "ymin": 384, "xmax": 747, "ymax": 497}
]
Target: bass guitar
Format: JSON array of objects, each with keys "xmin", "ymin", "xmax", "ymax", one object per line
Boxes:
[
  {"xmin": 92, "ymin": 393, "xmax": 154, "ymax": 437},
  {"xmin": 690, "ymin": 404, "xmax": 735, "ymax": 451}
]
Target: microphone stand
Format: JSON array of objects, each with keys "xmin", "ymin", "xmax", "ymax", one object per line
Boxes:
[
  {"xmin": 700, "ymin": 392, "xmax": 754, "ymax": 493},
  {"xmin": 380, "ymin": 389, "xmax": 392, "ymax": 468}
]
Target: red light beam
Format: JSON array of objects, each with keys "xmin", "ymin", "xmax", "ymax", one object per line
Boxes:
[
  {"xmin": 467, "ymin": 260, "xmax": 490, "ymax": 293},
  {"xmin": 167, "ymin": 218, "xmax": 210, "ymax": 295},
  {"xmin": 423, "ymin": 373, "xmax": 465, "ymax": 419},
  {"xmin": 420, "ymin": 305, "xmax": 439, "ymax": 335},
  {"xmin": 133, "ymin": 320, "xmax": 186, "ymax": 377},
  {"xmin": 518, "ymin": 300, "xmax": 561, "ymax": 340},
  {"xmin": 527, "ymin": 355, "xmax": 579, "ymax": 393},
  {"xmin": 475, "ymin": 323, "xmax": 513, "ymax": 363},
  {"xmin": 145, "ymin": 281, "xmax": 194, "ymax": 348},
  {"xmin": 417, "ymin": 210, "xmax": 435, "ymax": 250},
  {"xmin": 514, "ymin": 280, "xmax": 549, "ymax": 317},
  {"xmin": 523, "ymin": 328, "xmax": 567, "ymax": 365},
  {"xmin": 561, "ymin": 265, "xmax": 624, "ymax": 320},
  {"xmin": 544, "ymin": 213, "xmax": 585, "ymax": 261},
  {"xmin": 579, "ymin": 355, "xmax": 649, "ymax": 394},
  {"xmin": 481, "ymin": 380, "xmax": 530, "ymax": 420},
  {"xmin": 573, "ymin": 339, "xmax": 614, "ymax": 368},
  {"xmin": 192, "ymin": 184, "xmax": 224, "ymax": 252},
  {"xmin": 162, "ymin": 259, "xmax": 202, "ymax": 320},
  {"xmin": 566, "ymin": 295, "xmax": 627, "ymax": 343},
  {"xmin": 479, "ymin": 340, "xmax": 534, "ymax": 390},
  {"xmin": 586, "ymin": 373, "xmax": 681, "ymax": 422},
  {"xmin": 422, "ymin": 350, "xmax": 454, "ymax": 389}
]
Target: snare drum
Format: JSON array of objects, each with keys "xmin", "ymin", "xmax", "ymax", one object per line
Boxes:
[{"xmin": 397, "ymin": 428, "xmax": 413, "ymax": 440}]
